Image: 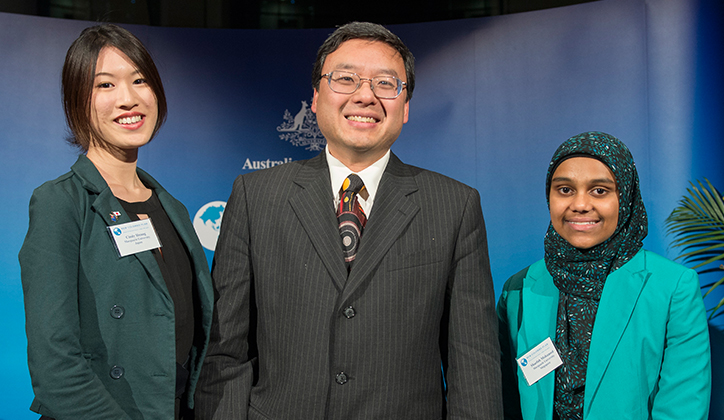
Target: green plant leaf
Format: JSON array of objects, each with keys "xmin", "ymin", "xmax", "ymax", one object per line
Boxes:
[{"xmin": 666, "ymin": 178, "xmax": 724, "ymax": 319}]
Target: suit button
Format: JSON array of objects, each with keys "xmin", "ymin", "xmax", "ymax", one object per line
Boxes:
[
  {"xmin": 110, "ymin": 365, "xmax": 125, "ymax": 379},
  {"xmin": 335, "ymin": 372, "xmax": 348, "ymax": 385},
  {"xmin": 343, "ymin": 306, "xmax": 355, "ymax": 319},
  {"xmin": 110, "ymin": 305, "xmax": 125, "ymax": 319}
]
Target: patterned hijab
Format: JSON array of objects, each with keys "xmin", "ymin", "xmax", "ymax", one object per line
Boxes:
[{"xmin": 544, "ymin": 132, "xmax": 647, "ymax": 419}]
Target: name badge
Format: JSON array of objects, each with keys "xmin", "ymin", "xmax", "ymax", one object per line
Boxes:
[
  {"xmin": 516, "ymin": 337, "xmax": 563, "ymax": 386},
  {"xmin": 107, "ymin": 219, "xmax": 162, "ymax": 258}
]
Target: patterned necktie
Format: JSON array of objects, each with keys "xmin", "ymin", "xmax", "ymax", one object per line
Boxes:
[{"xmin": 337, "ymin": 174, "xmax": 367, "ymax": 268}]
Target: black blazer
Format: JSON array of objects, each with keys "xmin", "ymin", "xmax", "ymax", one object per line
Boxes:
[{"xmin": 195, "ymin": 152, "xmax": 502, "ymax": 419}]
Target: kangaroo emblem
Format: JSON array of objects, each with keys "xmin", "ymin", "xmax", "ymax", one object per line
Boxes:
[
  {"xmin": 277, "ymin": 97, "xmax": 325, "ymax": 151},
  {"xmin": 290, "ymin": 101, "xmax": 308, "ymax": 131}
]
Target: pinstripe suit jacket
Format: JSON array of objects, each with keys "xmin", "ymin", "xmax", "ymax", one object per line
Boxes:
[{"xmin": 195, "ymin": 152, "xmax": 503, "ymax": 420}]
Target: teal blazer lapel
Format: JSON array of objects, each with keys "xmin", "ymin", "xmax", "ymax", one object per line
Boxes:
[
  {"xmin": 289, "ymin": 155, "xmax": 348, "ymax": 291},
  {"xmin": 72, "ymin": 156, "xmax": 169, "ymax": 303},
  {"xmin": 139, "ymin": 168, "xmax": 214, "ymax": 311},
  {"xmin": 583, "ymin": 251, "xmax": 649, "ymax": 416},
  {"xmin": 519, "ymin": 261, "xmax": 559, "ymax": 420},
  {"xmin": 339, "ymin": 154, "xmax": 420, "ymax": 309}
]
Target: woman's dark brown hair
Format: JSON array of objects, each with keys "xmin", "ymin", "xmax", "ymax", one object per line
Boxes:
[{"xmin": 62, "ymin": 24, "xmax": 167, "ymax": 151}]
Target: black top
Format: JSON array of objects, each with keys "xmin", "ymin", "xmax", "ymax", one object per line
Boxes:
[{"xmin": 118, "ymin": 190, "xmax": 196, "ymax": 366}]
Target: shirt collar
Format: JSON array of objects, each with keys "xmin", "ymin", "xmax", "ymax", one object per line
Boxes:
[{"xmin": 326, "ymin": 146, "xmax": 390, "ymax": 216}]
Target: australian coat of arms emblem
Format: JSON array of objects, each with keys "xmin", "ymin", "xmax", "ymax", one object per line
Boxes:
[{"xmin": 277, "ymin": 99, "xmax": 326, "ymax": 151}]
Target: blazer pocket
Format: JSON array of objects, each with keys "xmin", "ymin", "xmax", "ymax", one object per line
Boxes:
[{"xmin": 386, "ymin": 249, "xmax": 444, "ymax": 272}]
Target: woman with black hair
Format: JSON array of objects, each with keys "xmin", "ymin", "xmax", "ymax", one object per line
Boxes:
[{"xmin": 20, "ymin": 24, "xmax": 213, "ymax": 419}]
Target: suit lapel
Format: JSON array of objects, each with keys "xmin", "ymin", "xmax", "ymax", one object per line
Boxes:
[
  {"xmin": 289, "ymin": 154, "xmax": 348, "ymax": 291},
  {"xmin": 338, "ymin": 154, "xmax": 420, "ymax": 308},
  {"xmin": 519, "ymin": 262, "xmax": 559, "ymax": 420},
  {"xmin": 583, "ymin": 251, "xmax": 649, "ymax": 416}
]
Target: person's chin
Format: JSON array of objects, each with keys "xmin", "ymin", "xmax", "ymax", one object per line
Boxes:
[{"xmin": 561, "ymin": 230, "xmax": 601, "ymax": 250}]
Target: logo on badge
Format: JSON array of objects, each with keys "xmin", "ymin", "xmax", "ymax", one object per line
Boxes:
[
  {"xmin": 520, "ymin": 358, "xmax": 528, "ymax": 367},
  {"xmin": 276, "ymin": 98, "xmax": 326, "ymax": 151},
  {"xmin": 113, "ymin": 227, "xmax": 122, "ymax": 236},
  {"xmin": 193, "ymin": 201, "xmax": 226, "ymax": 251}
]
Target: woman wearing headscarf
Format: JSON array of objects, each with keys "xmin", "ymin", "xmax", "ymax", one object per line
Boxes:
[
  {"xmin": 497, "ymin": 131, "xmax": 711, "ymax": 420},
  {"xmin": 19, "ymin": 24, "xmax": 213, "ymax": 419}
]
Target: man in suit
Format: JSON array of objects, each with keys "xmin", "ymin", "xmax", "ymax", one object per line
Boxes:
[{"xmin": 195, "ymin": 22, "xmax": 503, "ymax": 419}]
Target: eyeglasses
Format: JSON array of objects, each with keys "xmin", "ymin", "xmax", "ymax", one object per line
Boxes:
[{"xmin": 321, "ymin": 71, "xmax": 407, "ymax": 99}]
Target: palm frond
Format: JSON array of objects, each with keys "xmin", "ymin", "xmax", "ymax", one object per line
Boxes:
[
  {"xmin": 703, "ymin": 276, "xmax": 724, "ymax": 299},
  {"xmin": 666, "ymin": 179, "xmax": 724, "ymax": 319}
]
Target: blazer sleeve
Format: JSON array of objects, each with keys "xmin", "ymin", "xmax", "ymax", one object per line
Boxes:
[
  {"xmin": 497, "ymin": 272, "xmax": 525, "ymax": 420},
  {"xmin": 650, "ymin": 267, "xmax": 711, "ymax": 420},
  {"xmin": 19, "ymin": 184, "xmax": 132, "ymax": 419},
  {"xmin": 443, "ymin": 188, "xmax": 504, "ymax": 419},
  {"xmin": 194, "ymin": 175, "xmax": 255, "ymax": 420}
]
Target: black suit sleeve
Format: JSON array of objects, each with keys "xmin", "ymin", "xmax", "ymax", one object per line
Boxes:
[
  {"xmin": 443, "ymin": 189, "xmax": 504, "ymax": 419},
  {"xmin": 195, "ymin": 175, "xmax": 255, "ymax": 420}
]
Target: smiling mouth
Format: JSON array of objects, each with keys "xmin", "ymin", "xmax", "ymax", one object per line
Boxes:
[
  {"xmin": 346, "ymin": 115, "xmax": 378, "ymax": 123},
  {"xmin": 116, "ymin": 115, "xmax": 143, "ymax": 125},
  {"xmin": 568, "ymin": 221, "xmax": 598, "ymax": 225}
]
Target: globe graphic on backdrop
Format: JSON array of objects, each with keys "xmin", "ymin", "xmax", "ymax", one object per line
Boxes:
[{"xmin": 193, "ymin": 201, "xmax": 226, "ymax": 251}]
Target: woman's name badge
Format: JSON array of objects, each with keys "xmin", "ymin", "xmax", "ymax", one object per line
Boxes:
[
  {"xmin": 516, "ymin": 337, "xmax": 563, "ymax": 386},
  {"xmin": 107, "ymin": 219, "xmax": 162, "ymax": 257}
]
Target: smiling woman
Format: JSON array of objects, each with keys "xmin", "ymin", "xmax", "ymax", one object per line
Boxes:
[
  {"xmin": 18, "ymin": 24, "xmax": 213, "ymax": 420},
  {"xmin": 497, "ymin": 131, "xmax": 711, "ymax": 420},
  {"xmin": 61, "ymin": 25, "xmax": 167, "ymax": 154},
  {"xmin": 548, "ymin": 157, "xmax": 619, "ymax": 250},
  {"xmin": 89, "ymin": 46, "xmax": 159, "ymax": 156}
]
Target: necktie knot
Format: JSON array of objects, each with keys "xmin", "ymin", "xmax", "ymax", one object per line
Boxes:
[{"xmin": 342, "ymin": 174, "xmax": 365, "ymax": 195}]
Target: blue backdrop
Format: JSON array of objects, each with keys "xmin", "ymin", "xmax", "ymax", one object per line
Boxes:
[{"xmin": 1, "ymin": 0, "xmax": 722, "ymax": 418}]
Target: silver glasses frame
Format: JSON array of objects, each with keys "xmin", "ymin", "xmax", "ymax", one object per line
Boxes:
[{"xmin": 321, "ymin": 71, "xmax": 407, "ymax": 99}]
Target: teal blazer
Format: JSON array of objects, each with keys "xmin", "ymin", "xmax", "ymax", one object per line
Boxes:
[
  {"xmin": 497, "ymin": 250, "xmax": 710, "ymax": 420},
  {"xmin": 20, "ymin": 156, "xmax": 214, "ymax": 419}
]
